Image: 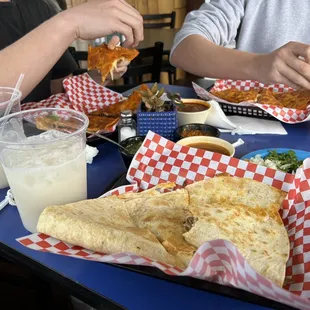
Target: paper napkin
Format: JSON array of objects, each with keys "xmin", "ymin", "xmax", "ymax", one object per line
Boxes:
[{"xmin": 206, "ymin": 100, "xmax": 287, "ymax": 135}]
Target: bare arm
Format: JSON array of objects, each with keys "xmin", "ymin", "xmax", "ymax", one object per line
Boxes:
[
  {"xmin": 0, "ymin": 0, "xmax": 143, "ymax": 99},
  {"xmin": 171, "ymin": 34, "xmax": 310, "ymax": 90},
  {"xmin": 171, "ymin": 35, "xmax": 257, "ymax": 80},
  {"xmin": 0, "ymin": 14, "xmax": 74, "ymax": 99}
]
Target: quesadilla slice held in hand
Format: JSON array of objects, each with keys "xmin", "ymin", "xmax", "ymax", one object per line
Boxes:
[{"xmin": 88, "ymin": 44, "xmax": 139, "ymax": 83}]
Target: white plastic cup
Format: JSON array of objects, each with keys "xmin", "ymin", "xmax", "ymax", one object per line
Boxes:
[
  {"xmin": 0, "ymin": 108, "xmax": 89, "ymax": 232},
  {"xmin": 0, "ymin": 87, "xmax": 21, "ymax": 189}
]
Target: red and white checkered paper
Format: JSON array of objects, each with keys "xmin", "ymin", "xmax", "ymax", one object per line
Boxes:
[
  {"xmin": 17, "ymin": 131, "xmax": 310, "ymax": 309},
  {"xmin": 21, "ymin": 73, "xmax": 124, "ymax": 133},
  {"xmin": 193, "ymin": 80, "xmax": 310, "ymax": 124}
]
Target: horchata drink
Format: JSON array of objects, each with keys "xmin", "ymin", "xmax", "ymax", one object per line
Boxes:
[
  {"xmin": 0, "ymin": 108, "xmax": 88, "ymax": 233},
  {"xmin": 0, "ymin": 87, "xmax": 21, "ymax": 189}
]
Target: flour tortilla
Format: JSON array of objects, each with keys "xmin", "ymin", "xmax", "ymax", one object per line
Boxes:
[
  {"xmin": 117, "ymin": 185, "xmax": 196, "ymax": 266},
  {"xmin": 183, "ymin": 202, "xmax": 290, "ymax": 287},
  {"xmin": 127, "ymin": 194, "xmax": 196, "ymax": 266},
  {"xmin": 185, "ymin": 174, "xmax": 286, "ymax": 212},
  {"xmin": 37, "ymin": 197, "xmax": 184, "ymax": 268}
]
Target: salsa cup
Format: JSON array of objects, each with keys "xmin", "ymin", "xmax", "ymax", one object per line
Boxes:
[
  {"xmin": 177, "ymin": 99, "xmax": 211, "ymax": 127},
  {"xmin": 0, "ymin": 108, "xmax": 88, "ymax": 233}
]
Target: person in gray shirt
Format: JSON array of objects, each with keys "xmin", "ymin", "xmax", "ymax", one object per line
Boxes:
[{"xmin": 170, "ymin": 0, "xmax": 310, "ymax": 90}]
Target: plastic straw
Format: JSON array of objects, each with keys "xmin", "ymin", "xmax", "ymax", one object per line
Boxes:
[{"xmin": 4, "ymin": 73, "xmax": 24, "ymax": 117}]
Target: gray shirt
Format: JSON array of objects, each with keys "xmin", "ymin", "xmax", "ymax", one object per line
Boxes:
[{"xmin": 171, "ymin": 0, "xmax": 310, "ymax": 56}]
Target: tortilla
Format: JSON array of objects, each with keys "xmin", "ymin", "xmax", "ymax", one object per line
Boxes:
[
  {"xmin": 113, "ymin": 184, "xmax": 196, "ymax": 265},
  {"xmin": 257, "ymin": 89, "xmax": 284, "ymax": 107},
  {"xmin": 211, "ymin": 88, "xmax": 259, "ymax": 103},
  {"xmin": 185, "ymin": 174, "xmax": 286, "ymax": 212},
  {"xmin": 37, "ymin": 178, "xmax": 290, "ymax": 284},
  {"xmin": 88, "ymin": 44, "xmax": 139, "ymax": 83},
  {"xmin": 37, "ymin": 196, "xmax": 184, "ymax": 268},
  {"xmin": 125, "ymin": 194, "xmax": 196, "ymax": 266},
  {"xmin": 90, "ymin": 86, "xmax": 146, "ymax": 117},
  {"xmin": 183, "ymin": 202, "xmax": 290, "ymax": 287},
  {"xmin": 273, "ymin": 89, "xmax": 310, "ymax": 110},
  {"xmin": 87, "ymin": 115, "xmax": 119, "ymax": 133}
]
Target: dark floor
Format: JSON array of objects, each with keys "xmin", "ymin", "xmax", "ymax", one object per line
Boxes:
[{"xmin": 0, "ymin": 257, "xmax": 73, "ymax": 310}]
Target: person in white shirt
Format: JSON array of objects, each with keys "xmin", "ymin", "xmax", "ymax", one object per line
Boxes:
[{"xmin": 171, "ymin": 0, "xmax": 310, "ymax": 89}]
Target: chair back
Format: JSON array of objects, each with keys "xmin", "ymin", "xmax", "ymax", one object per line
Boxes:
[
  {"xmin": 123, "ymin": 41, "xmax": 164, "ymax": 85},
  {"xmin": 143, "ymin": 12, "xmax": 176, "ymax": 29}
]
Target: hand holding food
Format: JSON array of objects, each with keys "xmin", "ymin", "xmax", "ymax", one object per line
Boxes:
[
  {"xmin": 62, "ymin": 0, "xmax": 144, "ymax": 47},
  {"xmin": 253, "ymin": 41, "xmax": 310, "ymax": 90},
  {"xmin": 101, "ymin": 36, "xmax": 129, "ymax": 81},
  {"xmin": 88, "ymin": 42, "xmax": 139, "ymax": 83}
]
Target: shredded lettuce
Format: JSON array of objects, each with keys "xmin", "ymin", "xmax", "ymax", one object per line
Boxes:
[{"xmin": 249, "ymin": 150, "xmax": 303, "ymax": 174}]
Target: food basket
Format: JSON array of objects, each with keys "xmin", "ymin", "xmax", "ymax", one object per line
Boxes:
[
  {"xmin": 194, "ymin": 80, "xmax": 310, "ymax": 123},
  {"xmin": 21, "ymin": 73, "xmax": 124, "ymax": 135},
  {"xmin": 219, "ymin": 101, "xmax": 274, "ymax": 119},
  {"xmin": 17, "ymin": 131, "xmax": 310, "ymax": 310}
]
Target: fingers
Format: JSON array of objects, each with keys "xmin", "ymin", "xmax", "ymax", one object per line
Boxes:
[
  {"xmin": 112, "ymin": 1, "xmax": 143, "ymax": 47},
  {"xmin": 118, "ymin": 0, "xmax": 141, "ymax": 17},
  {"xmin": 273, "ymin": 42, "xmax": 310, "ymax": 89},
  {"xmin": 107, "ymin": 35, "xmax": 120, "ymax": 49},
  {"xmin": 278, "ymin": 60, "xmax": 310, "ymax": 89},
  {"xmin": 289, "ymin": 42, "xmax": 310, "ymax": 63},
  {"xmin": 277, "ymin": 73, "xmax": 302, "ymax": 90},
  {"xmin": 284, "ymin": 52, "xmax": 310, "ymax": 85},
  {"xmin": 113, "ymin": 21, "xmax": 135, "ymax": 47},
  {"xmin": 117, "ymin": 60, "xmax": 130, "ymax": 66},
  {"xmin": 116, "ymin": 10, "xmax": 143, "ymax": 46}
]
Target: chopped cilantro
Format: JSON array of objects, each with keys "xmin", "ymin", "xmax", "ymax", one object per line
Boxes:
[
  {"xmin": 47, "ymin": 114, "xmax": 60, "ymax": 121},
  {"xmin": 264, "ymin": 150, "xmax": 303, "ymax": 173}
]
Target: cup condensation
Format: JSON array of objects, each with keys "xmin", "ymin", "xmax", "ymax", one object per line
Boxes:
[
  {"xmin": 0, "ymin": 87, "xmax": 21, "ymax": 189},
  {"xmin": 0, "ymin": 108, "xmax": 89, "ymax": 232}
]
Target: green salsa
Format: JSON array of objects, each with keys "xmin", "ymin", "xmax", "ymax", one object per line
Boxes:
[{"xmin": 124, "ymin": 140, "xmax": 143, "ymax": 155}]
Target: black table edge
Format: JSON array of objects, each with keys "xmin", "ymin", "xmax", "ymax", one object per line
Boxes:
[{"xmin": 0, "ymin": 243, "xmax": 126, "ymax": 310}]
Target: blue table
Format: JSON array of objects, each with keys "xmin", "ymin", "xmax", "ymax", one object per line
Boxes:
[{"xmin": 0, "ymin": 85, "xmax": 304, "ymax": 310}]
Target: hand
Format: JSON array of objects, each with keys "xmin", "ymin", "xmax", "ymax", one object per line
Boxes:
[
  {"xmin": 105, "ymin": 36, "xmax": 129, "ymax": 81},
  {"xmin": 253, "ymin": 41, "xmax": 310, "ymax": 89},
  {"xmin": 62, "ymin": 0, "xmax": 144, "ymax": 47}
]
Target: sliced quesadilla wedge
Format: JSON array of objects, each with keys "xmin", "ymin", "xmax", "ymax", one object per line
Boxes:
[{"xmin": 183, "ymin": 202, "xmax": 290, "ymax": 287}]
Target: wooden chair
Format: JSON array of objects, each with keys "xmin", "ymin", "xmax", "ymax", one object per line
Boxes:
[
  {"xmin": 108, "ymin": 41, "xmax": 164, "ymax": 92},
  {"xmin": 142, "ymin": 12, "xmax": 177, "ymax": 85},
  {"xmin": 143, "ymin": 11, "xmax": 176, "ymax": 29},
  {"xmin": 68, "ymin": 47, "xmax": 88, "ymax": 76}
]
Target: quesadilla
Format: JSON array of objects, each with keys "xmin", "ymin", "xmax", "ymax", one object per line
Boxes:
[
  {"xmin": 123, "ymin": 194, "xmax": 196, "ymax": 266},
  {"xmin": 88, "ymin": 44, "xmax": 139, "ymax": 83},
  {"xmin": 37, "ymin": 183, "xmax": 195, "ymax": 268},
  {"xmin": 211, "ymin": 88, "xmax": 259, "ymax": 103},
  {"xmin": 88, "ymin": 88, "xmax": 145, "ymax": 118},
  {"xmin": 257, "ymin": 89, "xmax": 284, "ymax": 107},
  {"xmin": 37, "ymin": 177, "xmax": 290, "ymax": 286},
  {"xmin": 183, "ymin": 202, "xmax": 290, "ymax": 287},
  {"xmin": 185, "ymin": 174, "xmax": 286, "ymax": 212},
  {"xmin": 37, "ymin": 195, "xmax": 184, "ymax": 268},
  {"xmin": 115, "ymin": 184, "xmax": 196, "ymax": 266},
  {"xmin": 273, "ymin": 89, "xmax": 310, "ymax": 110}
]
